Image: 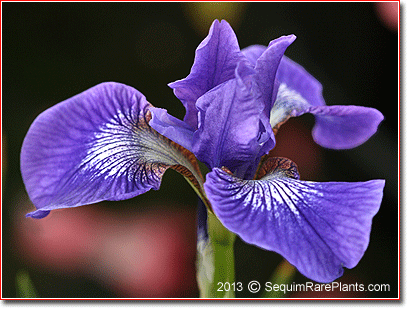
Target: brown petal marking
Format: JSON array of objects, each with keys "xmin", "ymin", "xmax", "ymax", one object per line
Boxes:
[{"xmin": 256, "ymin": 157, "xmax": 300, "ymax": 180}]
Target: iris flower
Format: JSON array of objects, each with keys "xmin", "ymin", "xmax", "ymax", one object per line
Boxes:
[{"xmin": 21, "ymin": 20, "xmax": 384, "ymax": 284}]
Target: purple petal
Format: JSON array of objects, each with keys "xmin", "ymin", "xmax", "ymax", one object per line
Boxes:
[
  {"xmin": 192, "ymin": 61, "xmax": 274, "ymax": 179},
  {"xmin": 241, "ymin": 45, "xmax": 266, "ymax": 67},
  {"xmin": 204, "ymin": 158, "xmax": 384, "ymax": 282},
  {"xmin": 271, "ymin": 56, "xmax": 384, "ymax": 148},
  {"xmin": 149, "ymin": 107, "xmax": 195, "ymax": 151},
  {"xmin": 254, "ymin": 36, "xmax": 296, "ymax": 116},
  {"xmin": 21, "ymin": 82, "xmax": 202, "ymax": 218},
  {"xmin": 168, "ymin": 19, "xmax": 248, "ymax": 129},
  {"xmin": 308, "ymin": 105, "xmax": 385, "ymax": 149},
  {"xmin": 26, "ymin": 210, "xmax": 50, "ymax": 219},
  {"xmin": 276, "ymin": 56, "xmax": 326, "ymax": 108},
  {"xmin": 269, "ymin": 56, "xmax": 327, "ymax": 129}
]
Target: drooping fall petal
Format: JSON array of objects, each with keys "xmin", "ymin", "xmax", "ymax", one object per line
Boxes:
[
  {"xmin": 21, "ymin": 82, "xmax": 202, "ymax": 218},
  {"xmin": 204, "ymin": 157, "xmax": 384, "ymax": 282}
]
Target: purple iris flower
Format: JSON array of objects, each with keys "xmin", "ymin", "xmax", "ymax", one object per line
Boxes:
[{"xmin": 21, "ymin": 20, "xmax": 385, "ymax": 283}]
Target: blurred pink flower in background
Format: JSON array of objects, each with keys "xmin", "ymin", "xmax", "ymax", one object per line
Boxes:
[
  {"xmin": 13, "ymin": 195, "xmax": 198, "ymax": 297},
  {"xmin": 375, "ymin": 2, "xmax": 399, "ymax": 32}
]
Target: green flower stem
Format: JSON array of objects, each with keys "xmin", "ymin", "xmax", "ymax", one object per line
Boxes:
[
  {"xmin": 261, "ymin": 259, "xmax": 296, "ymax": 298},
  {"xmin": 197, "ymin": 211, "xmax": 236, "ymax": 298},
  {"xmin": 16, "ymin": 270, "xmax": 38, "ymax": 298}
]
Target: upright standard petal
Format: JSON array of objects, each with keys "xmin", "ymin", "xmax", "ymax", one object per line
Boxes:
[
  {"xmin": 21, "ymin": 82, "xmax": 203, "ymax": 218},
  {"xmin": 168, "ymin": 19, "xmax": 248, "ymax": 129},
  {"xmin": 271, "ymin": 56, "xmax": 384, "ymax": 148},
  {"xmin": 254, "ymin": 35, "xmax": 296, "ymax": 117},
  {"xmin": 204, "ymin": 157, "xmax": 384, "ymax": 282},
  {"xmin": 192, "ymin": 61, "xmax": 274, "ymax": 180},
  {"xmin": 241, "ymin": 44, "xmax": 266, "ymax": 67}
]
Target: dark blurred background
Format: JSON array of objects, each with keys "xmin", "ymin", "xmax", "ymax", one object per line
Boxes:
[{"xmin": 2, "ymin": 2, "xmax": 398, "ymax": 298}]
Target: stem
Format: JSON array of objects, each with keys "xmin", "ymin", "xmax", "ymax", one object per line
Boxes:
[
  {"xmin": 208, "ymin": 212, "xmax": 236, "ymax": 297},
  {"xmin": 16, "ymin": 270, "xmax": 38, "ymax": 298},
  {"xmin": 196, "ymin": 200, "xmax": 236, "ymax": 298}
]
